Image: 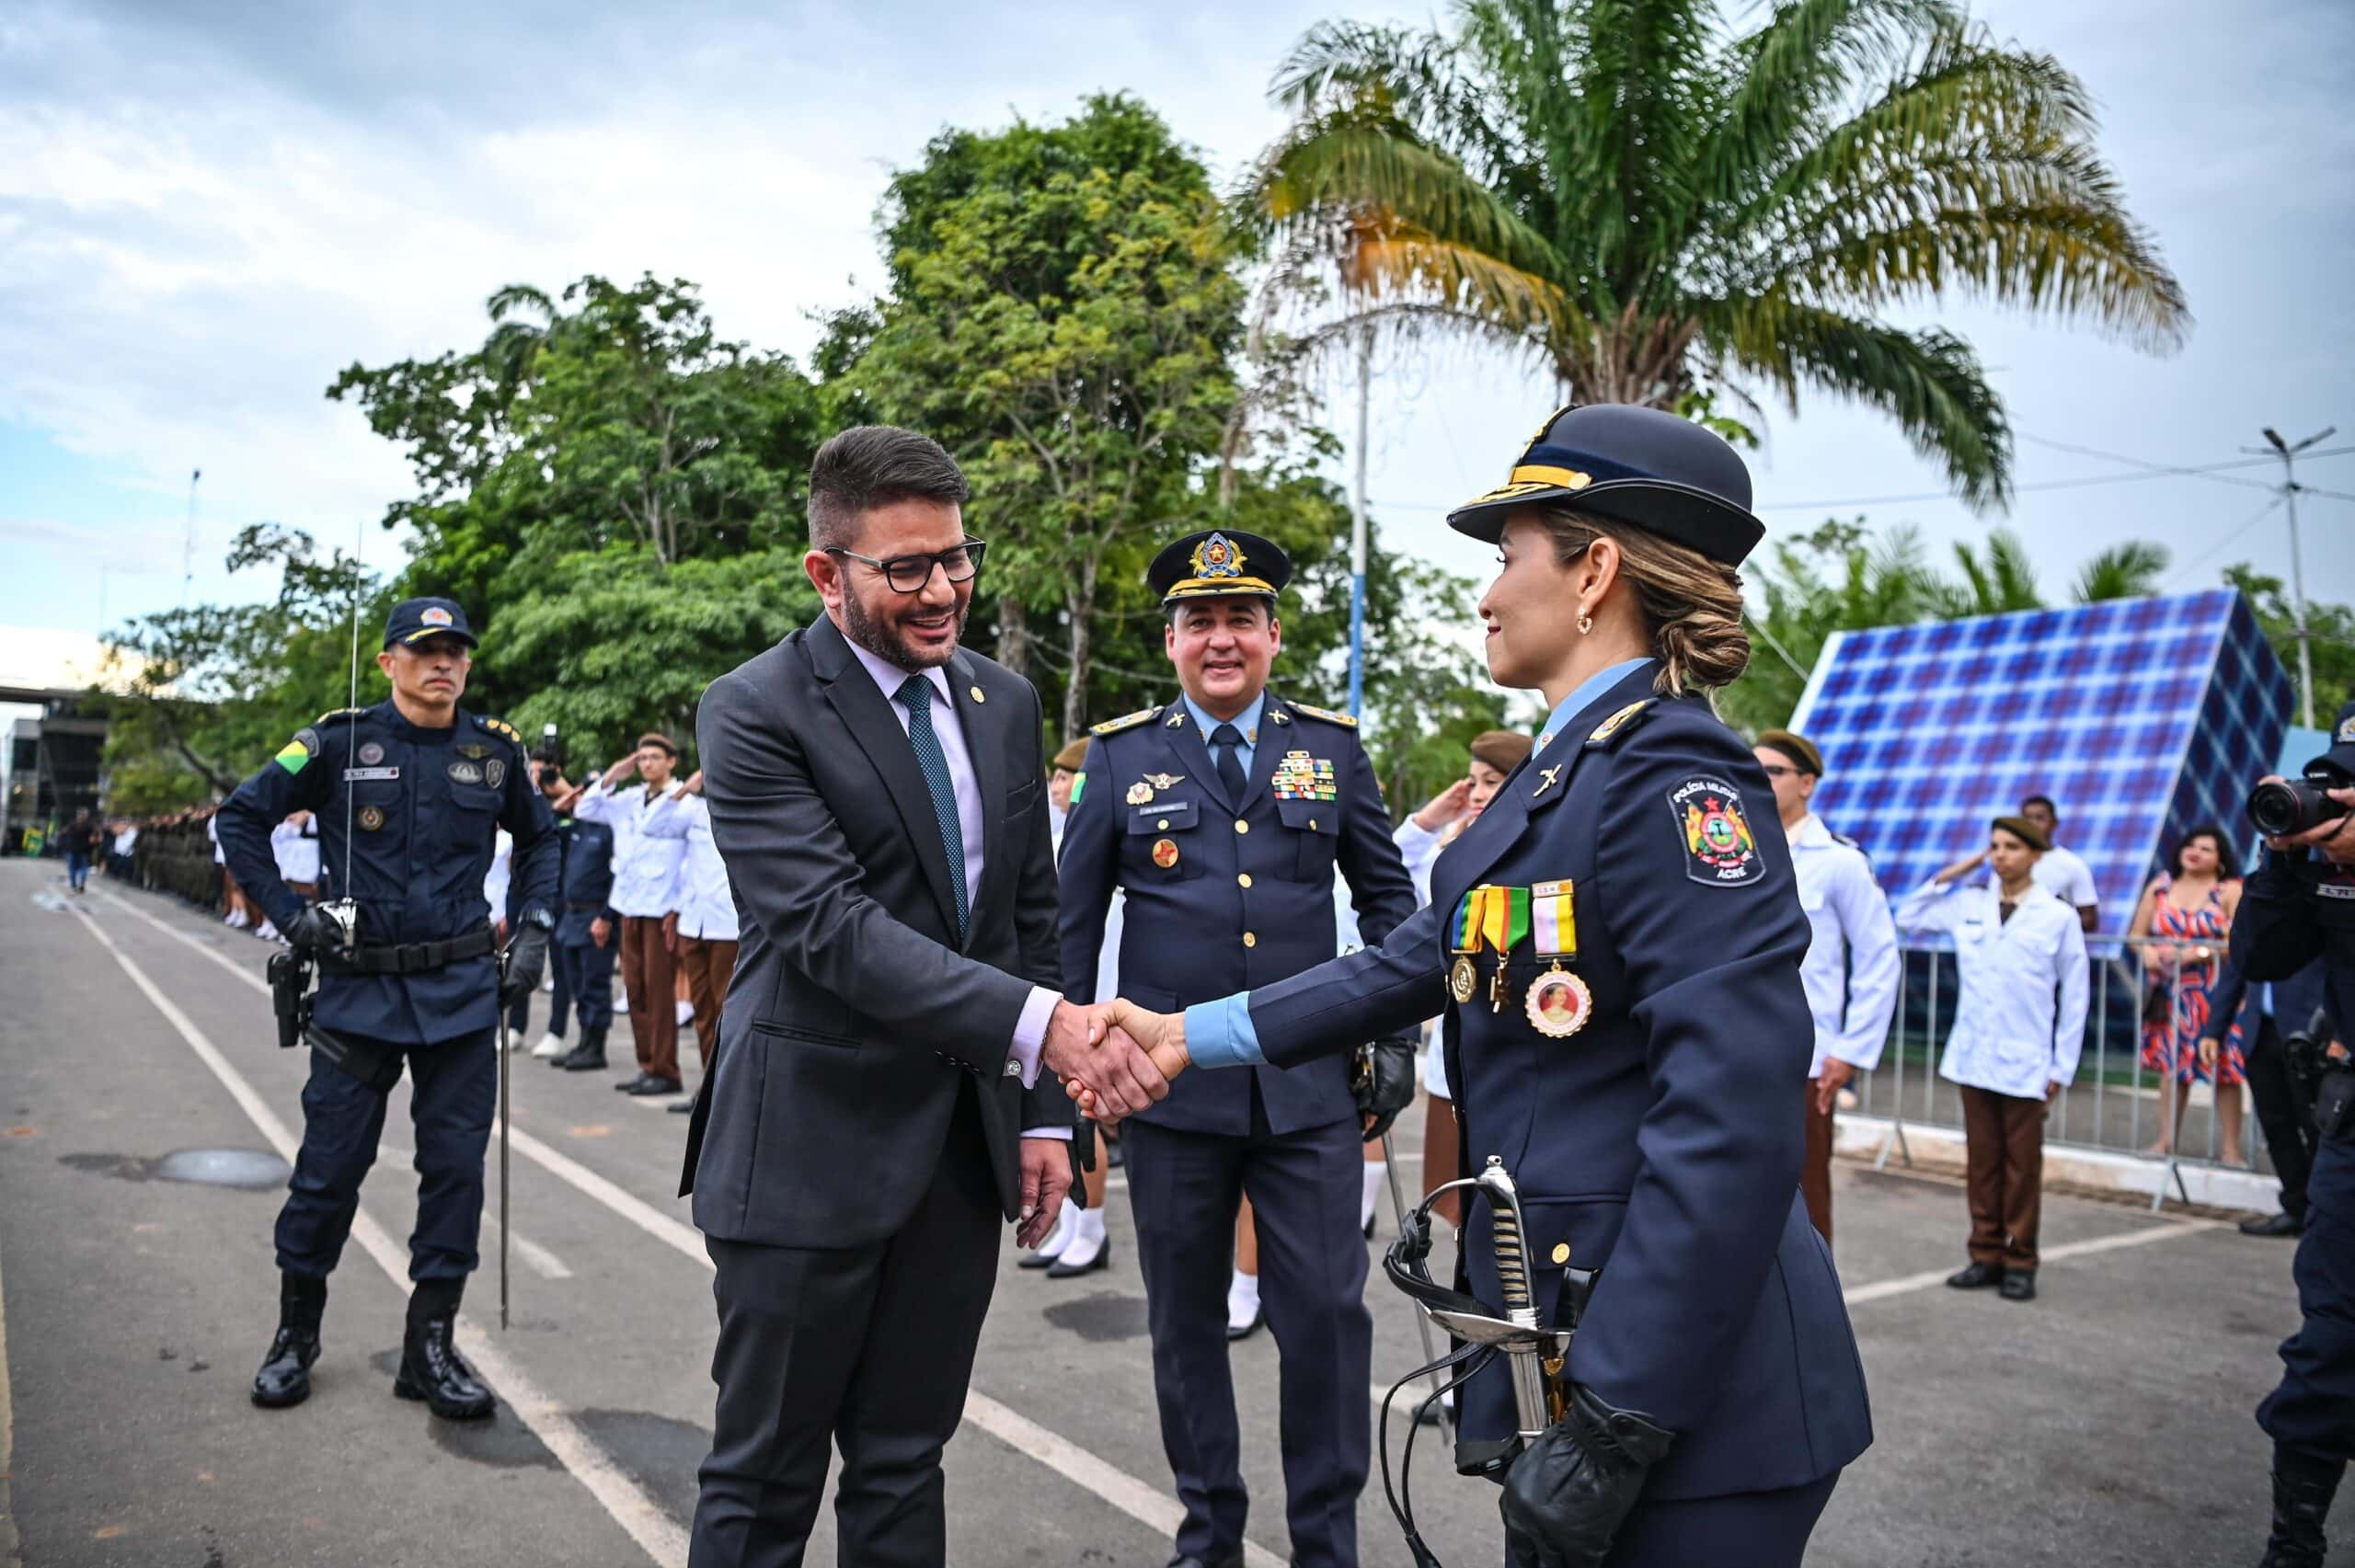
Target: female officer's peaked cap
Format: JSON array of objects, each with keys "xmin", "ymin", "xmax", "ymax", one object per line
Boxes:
[{"xmin": 1447, "ymin": 404, "xmax": 1765, "ymax": 567}]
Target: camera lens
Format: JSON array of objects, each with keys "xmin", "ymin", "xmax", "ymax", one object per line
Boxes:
[{"xmin": 2248, "ymin": 779, "xmax": 2321, "ymax": 839}]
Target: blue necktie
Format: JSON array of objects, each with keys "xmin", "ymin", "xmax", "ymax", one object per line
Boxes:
[
  {"xmin": 897, "ymin": 675, "xmax": 969, "ymax": 941},
  {"xmin": 1212, "ymin": 721, "xmax": 1248, "ymax": 802}
]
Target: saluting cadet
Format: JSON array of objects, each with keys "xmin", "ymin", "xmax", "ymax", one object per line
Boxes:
[
  {"xmin": 214, "ymin": 597, "xmax": 557, "ymax": 1421},
  {"xmin": 1898, "ymin": 815, "xmax": 2089, "ymax": 1304},
  {"xmin": 1755, "ymin": 728, "xmax": 1900, "ymax": 1244},
  {"xmin": 574, "ymin": 736, "xmax": 688, "ymax": 1095},
  {"xmin": 1090, "ymin": 406, "xmax": 1872, "ymax": 1567},
  {"xmin": 641, "ymin": 770, "xmax": 740, "ymax": 1111},
  {"xmin": 1058, "ymin": 527, "xmax": 1419, "ymax": 1568}
]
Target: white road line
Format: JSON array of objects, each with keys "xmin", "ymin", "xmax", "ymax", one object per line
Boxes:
[
  {"xmin": 95, "ymin": 887, "xmax": 1272, "ymax": 1562},
  {"xmin": 1841, "ymin": 1219, "xmax": 2223, "ymax": 1306},
  {"xmin": 0, "ymin": 1198, "xmax": 20, "ymax": 1566},
  {"xmin": 64, "ymin": 898, "xmax": 686, "ymax": 1568}
]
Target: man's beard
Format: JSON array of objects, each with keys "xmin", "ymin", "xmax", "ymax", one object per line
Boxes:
[{"xmin": 841, "ymin": 589, "xmax": 967, "ymax": 672}]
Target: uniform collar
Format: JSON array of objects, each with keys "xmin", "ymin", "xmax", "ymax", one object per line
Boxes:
[
  {"xmin": 1537, "ymin": 657, "xmax": 1655, "ymax": 749},
  {"xmin": 1791, "ymin": 812, "xmax": 1834, "ymax": 849},
  {"xmin": 1179, "ymin": 688, "xmax": 1267, "ymax": 745}
]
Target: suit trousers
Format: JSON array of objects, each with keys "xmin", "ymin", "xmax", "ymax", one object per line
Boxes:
[
  {"xmin": 1123, "ymin": 1101, "xmax": 1372, "ymax": 1568},
  {"xmin": 1800, "ymin": 1078, "xmax": 1835, "ymax": 1245},
  {"xmin": 680, "ymin": 936, "xmax": 741, "ymax": 1082},
  {"xmin": 618, "ymin": 914, "xmax": 680, "ymax": 1079},
  {"xmin": 1959, "ymin": 1084, "xmax": 2047, "ymax": 1270},
  {"xmin": 690, "ymin": 1084, "xmax": 1001, "ymax": 1568},
  {"xmin": 275, "ymin": 1028, "xmax": 495, "ymax": 1282}
]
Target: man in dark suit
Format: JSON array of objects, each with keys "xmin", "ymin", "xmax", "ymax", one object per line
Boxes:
[
  {"xmin": 679, "ymin": 426, "xmax": 1166, "ymax": 1567},
  {"xmin": 1057, "ymin": 529, "xmax": 1419, "ymax": 1568}
]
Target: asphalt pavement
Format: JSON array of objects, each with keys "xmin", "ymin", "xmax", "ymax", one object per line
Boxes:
[{"xmin": 0, "ymin": 858, "xmax": 2313, "ymax": 1566}]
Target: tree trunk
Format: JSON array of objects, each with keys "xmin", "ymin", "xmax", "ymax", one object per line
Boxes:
[
  {"xmin": 995, "ymin": 596, "xmax": 1030, "ymax": 681},
  {"xmin": 1061, "ymin": 553, "xmax": 1101, "ymax": 744}
]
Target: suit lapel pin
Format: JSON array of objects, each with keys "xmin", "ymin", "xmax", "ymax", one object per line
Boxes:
[{"xmin": 970, "ymin": 686, "xmax": 985, "ymax": 704}]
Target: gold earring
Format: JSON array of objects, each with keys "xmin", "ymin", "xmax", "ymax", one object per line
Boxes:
[{"xmin": 1577, "ymin": 610, "xmax": 1594, "ymax": 635}]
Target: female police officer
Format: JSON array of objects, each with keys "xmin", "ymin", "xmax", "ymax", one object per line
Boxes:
[{"xmin": 1082, "ymin": 405, "xmax": 1869, "ymax": 1566}]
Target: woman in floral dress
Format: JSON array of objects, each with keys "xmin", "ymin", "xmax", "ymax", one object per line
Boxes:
[{"xmin": 2131, "ymin": 826, "xmax": 2245, "ymax": 1162}]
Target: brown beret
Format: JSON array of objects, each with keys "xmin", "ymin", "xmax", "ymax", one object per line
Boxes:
[
  {"xmin": 1992, "ymin": 815, "xmax": 2051, "ymax": 853},
  {"xmin": 1051, "ymin": 738, "xmax": 1089, "ymax": 773},
  {"xmin": 1756, "ymin": 728, "xmax": 1822, "ymax": 777},
  {"xmin": 636, "ymin": 730, "xmax": 679, "ymax": 757},
  {"xmin": 1468, "ymin": 729, "xmax": 1535, "ymax": 776}
]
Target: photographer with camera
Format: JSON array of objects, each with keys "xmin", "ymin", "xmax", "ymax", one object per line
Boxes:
[{"xmin": 2234, "ymin": 700, "xmax": 2355, "ymax": 1568}]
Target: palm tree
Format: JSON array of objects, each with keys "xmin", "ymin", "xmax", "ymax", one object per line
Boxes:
[
  {"xmin": 1936, "ymin": 528, "xmax": 2046, "ymax": 615},
  {"xmin": 2071, "ymin": 540, "xmax": 2169, "ymax": 603},
  {"xmin": 1243, "ymin": 0, "xmax": 2188, "ymax": 505}
]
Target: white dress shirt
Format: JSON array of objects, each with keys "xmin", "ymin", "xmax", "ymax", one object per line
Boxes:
[
  {"xmin": 482, "ymin": 829, "xmax": 511, "ymax": 921},
  {"xmin": 1787, "ymin": 815, "xmax": 1901, "ymax": 1078},
  {"xmin": 2030, "ymin": 843, "xmax": 2099, "ymax": 916},
  {"xmin": 272, "ymin": 818, "xmax": 322, "ymax": 886},
  {"xmin": 844, "ymin": 639, "xmax": 1062, "ymax": 1115},
  {"xmin": 115, "ymin": 826, "xmax": 139, "ymax": 855},
  {"xmin": 643, "ymin": 793, "xmax": 740, "ymax": 942},
  {"xmin": 1895, "ymin": 877, "xmax": 2090, "ymax": 1099},
  {"xmin": 575, "ymin": 777, "xmax": 686, "ymax": 919}
]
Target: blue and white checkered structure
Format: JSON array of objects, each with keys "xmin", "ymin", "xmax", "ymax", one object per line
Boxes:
[{"xmin": 1789, "ymin": 589, "xmax": 2291, "ymax": 927}]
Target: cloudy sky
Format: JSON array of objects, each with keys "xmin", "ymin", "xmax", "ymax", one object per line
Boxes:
[{"xmin": 4, "ymin": 0, "xmax": 2350, "ymax": 686}]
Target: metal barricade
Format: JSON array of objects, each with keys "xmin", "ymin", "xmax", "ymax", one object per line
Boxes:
[{"xmin": 1857, "ymin": 932, "xmax": 2261, "ymax": 1209}]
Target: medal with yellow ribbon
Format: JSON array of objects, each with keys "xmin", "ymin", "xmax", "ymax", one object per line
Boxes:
[
  {"xmin": 1524, "ymin": 879, "xmax": 1591, "ymax": 1038},
  {"xmin": 1450, "ymin": 885, "xmax": 1531, "ymax": 1013}
]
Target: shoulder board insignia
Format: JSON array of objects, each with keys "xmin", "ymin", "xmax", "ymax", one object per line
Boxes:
[
  {"xmin": 476, "ymin": 716, "xmax": 523, "ymax": 745},
  {"xmin": 1090, "ymin": 707, "xmax": 1162, "ymax": 737},
  {"xmin": 313, "ymin": 707, "xmax": 365, "ymax": 726},
  {"xmin": 1585, "ymin": 701, "xmax": 1653, "ymax": 748},
  {"xmin": 1290, "ymin": 703, "xmax": 1358, "ymax": 728}
]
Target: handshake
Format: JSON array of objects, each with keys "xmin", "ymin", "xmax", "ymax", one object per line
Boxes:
[{"xmin": 1040, "ymin": 999, "xmax": 1192, "ymax": 1127}]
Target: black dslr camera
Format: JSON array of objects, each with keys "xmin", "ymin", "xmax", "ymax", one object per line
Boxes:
[{"xmin": 2247, "ymin": 761, "xmax": 2353, "ymax": 840}]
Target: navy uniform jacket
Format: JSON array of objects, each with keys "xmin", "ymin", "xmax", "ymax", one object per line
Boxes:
[
  {"xmin": 2234, "ymin": 848, "xmax": 2355, "ymax": 1218},
  {"xmin": 1239, "ymin": 664, "xmax": 1871, "ymax": 1499},
  {"xmin": 215, "ymin": 702, "xmax": 558, "ymax": 1045},
  {"xmin": 1060, "ymin": 693, "xmax": 1418, "ymax": 1136},
  {"xmin": 555, "ymin": 814, "xmax": 619, "ymax": 945}
]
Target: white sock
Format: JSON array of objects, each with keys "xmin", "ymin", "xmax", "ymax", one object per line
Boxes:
[
  {"xmin": 1056, "ymin": 1207, "xmax": 1109, "ymax": 1268},
  {"xmin": 674, "ymin": 998, "xmax": 694, "ymax": 1025},
  {"xmin": 1361, "ymin": 1161, "xmax": 1387, "ymax": 1232},
  {"xmin": 1034, "ymin": 1196, "xmax": 1080, "ymax": 1258},
  {"xmin": 1226, "ymin": 1266, "xmax": 1260, "ymax": 1331},
  {"xmin": 255, "ymin": 921, "xmax": 280, "ymax": 942}
]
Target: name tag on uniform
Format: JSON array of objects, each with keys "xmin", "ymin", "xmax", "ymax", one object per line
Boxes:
[{"xmin": 342, "ymin": 766, "xmax": 401, "ymax": 781}]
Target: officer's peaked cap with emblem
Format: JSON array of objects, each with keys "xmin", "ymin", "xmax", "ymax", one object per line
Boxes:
[
  {"xmin": 2315, "ymin": 698, "xmax": 2355, "ymax": 781},
  {"xmin": 1150, "ymin": 529, "xmax": 1291, "ymax": 609},
  {"xmin": 1448, "ymin": 403, "xmax": 1765, "ymax": 567},
  {"xmin": 383, "ymin": 596, "xmax": 478, "ymax": 649}
]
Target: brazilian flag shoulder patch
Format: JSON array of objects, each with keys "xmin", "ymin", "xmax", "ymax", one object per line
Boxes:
[{"xmin": 276, "ymin": 727, "xmax": 322, "ymax": 774}]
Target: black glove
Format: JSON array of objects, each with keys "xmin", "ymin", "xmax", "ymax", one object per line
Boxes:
[
  {"xmin": 1353, "ymin": 1036, "xmax": 1418, "ymax": 1142},
  {"xmin": 281, "ymin": 905, "xmax": 346, "ymax": 955},
  {"xmin": 500, "ymin": 922, "xmax": 550, "ymax": 1006},
  {"xmin": 1499, "ymin": 1383, "xmax": 1673, "ymax": 1568}
]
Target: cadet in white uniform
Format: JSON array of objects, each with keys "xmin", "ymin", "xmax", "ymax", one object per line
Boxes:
[
  {"xmin": 1897, "ymin": 815, "xmax": 2090, "ymax": 1302},
  {"xmin": 1756, "ymin": 730, "xmax": 1899, "ymax": 1244}
]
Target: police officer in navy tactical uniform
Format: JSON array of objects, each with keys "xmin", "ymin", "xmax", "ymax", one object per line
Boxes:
[
  {"xmin": 215, "ymin": 597, "xmax": 558, "ymax": 1421},
  {"xmin": 539, "ymin": 760, "xmax": 623, "ymax": 1074},
  {"xmin": 1086, "ymin": 406, "xmax": 1872, "ymax": 1567},
  {"xmin": 2234, "ymin": 702, "xmax": 2355, "ymax": 1568},
  {"xmin": 1058, "ymin": 528, "xmax": 1419, "ymax": 1568}
]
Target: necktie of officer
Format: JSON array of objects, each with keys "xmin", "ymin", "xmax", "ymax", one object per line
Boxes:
[
  {"xmin": 1211, "ymin": 721, "xmax": 1248, "ymax": 802},
  {"xmin": 896, "ymin": 675, "xmax": 969, "ymax": 941}
]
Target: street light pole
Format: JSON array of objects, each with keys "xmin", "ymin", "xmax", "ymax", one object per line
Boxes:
[
  {"xmin": 2257, "ymin": 425, "xmax": 2336, "ymax": 729},
  {"xmin": 1347, "ymin": 322, "xmax": 1373, "ymax": 717}
]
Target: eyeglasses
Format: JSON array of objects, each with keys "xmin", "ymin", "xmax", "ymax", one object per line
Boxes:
[
  {"xmin": 825, "ymin": 539, "xmax": 988, "ymax": 593},
  {"xmin": 1759, "ymin": 763, "xmax": 1802, "ymax": 780}
]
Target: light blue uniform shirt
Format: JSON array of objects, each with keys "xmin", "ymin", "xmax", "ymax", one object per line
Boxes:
[
  {"xmin": 1183, "ymin": 658, "xmax": 1658, "ymax": 1068},
  {"xmin": 1180, "ymin": 690, "xmax": 1267, "ymax": 776}
]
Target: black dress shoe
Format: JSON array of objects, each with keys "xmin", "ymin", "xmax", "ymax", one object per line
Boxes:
[
  {"xmin": 1224, "ymin": 1304, "xmax": 1264, "ymax": 1342},
  {"xmin": 1945, "ymin": 1261, "xmax": 2005, "ymax": 1290},
  {"xmin": 2241, "ymin": 1209, "xmax": 2305, "ymax": 1238},
  {"xmin": 394, "ymin": 1314, "xmax": 494, "ymax": 1420},
  {"xmin": 1999, "ymin": 1268, "xmax": 2037, "ymax": 1302},
  {"xmin": 668, "ymin": 1096, "xmax": 695, "ymax": 1113},
  {"xmin": 625, "ymin": 1075, "xmax": 683, "ymax": 1097},
  {"xmin": 251, "ymin": 1323, "xmax": 320, "ymax": 1408},
  {"xmin": 556, "ymin": 1047, "xmax": 608, "ymax": 1071},
  {"xmin": 613, "ymin": 1071, "xmax": 654, "ymax": 1091},
  {"xmin": 1047, "ymin": 1240, "xmax": 1111, "ymax": 1279},
  {"xmin": 1167, "ymin": 1555, "xmax": 1245, "ymax": 1568}
]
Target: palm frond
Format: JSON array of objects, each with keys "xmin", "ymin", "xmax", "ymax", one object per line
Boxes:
[
  {"xmin": 1717, "ymin": 303, "xmax": 2010, "ymax": 507},
  {"xmin": 2072, "ymin": 540, "xmax": 2170, "ymax": 602}
]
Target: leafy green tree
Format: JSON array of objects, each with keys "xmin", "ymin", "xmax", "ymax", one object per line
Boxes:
[
  {"xmin": 1719, "ymin": 517, "xmax": 1945, "ymax": 732},
  {"xmin": 1244, "ymin": 0, "xmax": 2188, "ymax": 504},
  {"xmin": 2225, "ymin": 563, "xmax": 2355, "ymax": 725}
]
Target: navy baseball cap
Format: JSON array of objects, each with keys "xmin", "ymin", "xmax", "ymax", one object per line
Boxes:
[
  {"xmin": 2313, "ymin": 699, "xmax": 2355, "ymax": 782},
  {"xmin": 384, "ymin": 597, "xmax": 478, "ymax": 649}
]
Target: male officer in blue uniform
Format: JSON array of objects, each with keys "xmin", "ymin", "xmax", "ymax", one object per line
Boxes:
[
  {"xmin": 215, "ymin": 597, "xmax": 558, "ymax": 1422},
  {"xmin": 1058, "ymin": 529, "xmax": 1419, "ymax": 1568},
  {"xmin": 2235, "ymin": 704, "xmax": 2355, "ymax": 1568},
  {"xmin": 537, "ymin": 759, "xmax": 623, "ymax": 1073}
]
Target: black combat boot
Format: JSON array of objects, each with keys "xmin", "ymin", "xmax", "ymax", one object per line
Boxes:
[
  {"xmin": 2257, "ymin": 1442, "xmax": 2345, "ymax": 1567},
  {"xmin": 556, "ymin": 1025, "xmax": 608, "ymax": 1072},
  {"xmin": 252, "ymin": 1273, "xmax": 326, "ymax": 1409},
  {"xmin": 394, "ymin": 1280, "xmax": 494, "ymax": 1421}
]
